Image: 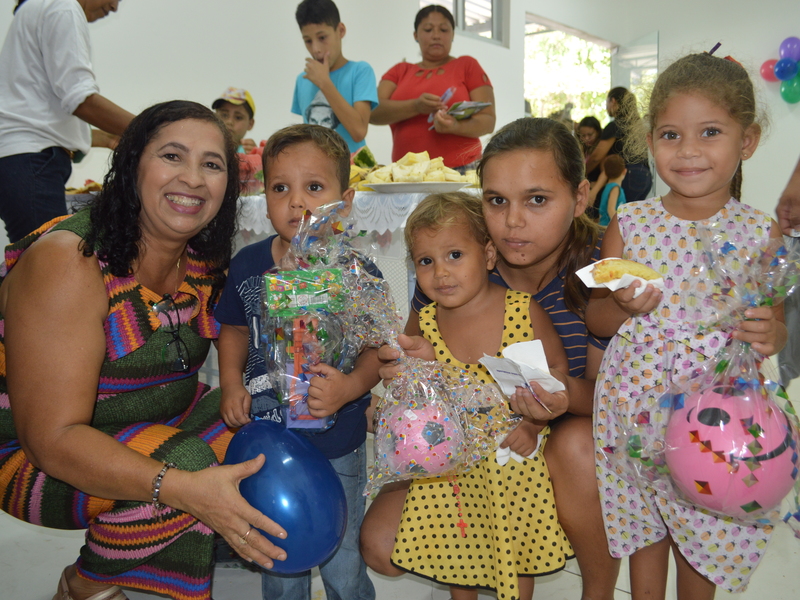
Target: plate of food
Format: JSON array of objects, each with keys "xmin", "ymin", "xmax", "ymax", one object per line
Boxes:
[{"xmin": 364, "ymin": 181, "xmax": 468, "ymax": 193}]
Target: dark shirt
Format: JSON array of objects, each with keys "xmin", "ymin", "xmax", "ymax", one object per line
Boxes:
[{"xmin": 215, "ymin": 236, "xmax": 380, "ymax": 459}]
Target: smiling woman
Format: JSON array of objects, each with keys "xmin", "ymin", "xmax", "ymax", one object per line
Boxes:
[
  {"xmin": 369, "ymin": 4, "xmax": 496, "ymax": 170},
  {"xmin": 0, "ymin": 101, "xmax": 291, "ymax": 600}
]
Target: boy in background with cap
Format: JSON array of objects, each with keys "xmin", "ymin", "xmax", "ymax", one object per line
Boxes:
[
  {"xmin": 213, "ymin": 87, "xmax": 263, "ymax": 191},
  {"xmin": 213, "ymin": 87, "xmax": 257, "ymax": 153},
  {"xmin": 292, "ymin": 0, "xmax": 377, "ymax": 153}
]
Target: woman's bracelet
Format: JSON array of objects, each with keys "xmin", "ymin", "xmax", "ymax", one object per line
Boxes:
[{"xmin": 152, "ymin": 461, "xmax": 178, "ymax": 522}]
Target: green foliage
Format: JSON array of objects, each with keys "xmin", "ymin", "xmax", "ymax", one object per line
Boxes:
[{"xmin": 524, "ymin": 28, "xmax": 611, "ymax": 126}]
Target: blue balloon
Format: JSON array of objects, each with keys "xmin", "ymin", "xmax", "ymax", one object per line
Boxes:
[
  {"xmin": 774, "ymin": 58, "xmax": 799, "ymax": 81},
  {"xmin": 224, "ymin": 420, "xmax": 347, "ymax": 574}
]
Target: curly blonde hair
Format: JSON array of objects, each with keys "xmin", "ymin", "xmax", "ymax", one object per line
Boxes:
[{"xmin": 405, "ymin": 192, "xmax": 488, "ymax": 254}]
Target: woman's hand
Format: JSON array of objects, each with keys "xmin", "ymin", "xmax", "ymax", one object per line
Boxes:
[
  {"xmin": 164, "ymin": 455, "xmax": 288, "ymax": 569},
  {"xmin": 414, "ymin": 92, "xmax": 447, "ymax": 115},
  {"xmin": 509, "ymin": 381, "xmax": 568, "ymax": 421},
  {"xmin": 432, "ymin": 109, "xmax": 459, "ymax": 134},
  {"xmin": 377, "ymin": 334, "xmax": 435, "ymax": 382}
]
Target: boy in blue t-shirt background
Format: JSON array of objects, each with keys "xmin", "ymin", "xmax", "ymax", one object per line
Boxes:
[
  {"xmin": 214, "ymin": 124, "xmax": 378, "ymax": 600},
  {"xmin": 291, "ymin": 0, "xmax": 378, "ymax": 153}
]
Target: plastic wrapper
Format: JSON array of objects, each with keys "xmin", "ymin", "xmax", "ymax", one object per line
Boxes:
[
  {"xmin": 262, "ymin": 202, "xmax": 520, "ymax": 476},
  {"xmin": 261, "ymin": 201, "xmax": 404, "ymax": 430},
  {"xmin": 365, "ymin": 358, "xmax": 522, "ymax": 497},
  {"xmin": 610, "ymin": 224, "xmax": 800, "ymax": 531},
  {"xmin": 262, "ymin": 272, "xmax": 358, "ymax": 430}
]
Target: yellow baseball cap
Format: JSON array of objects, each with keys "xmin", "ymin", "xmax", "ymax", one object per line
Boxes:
[{"xmin": 212, "ymin": 87, "xmax": 256, "ymax": 118}]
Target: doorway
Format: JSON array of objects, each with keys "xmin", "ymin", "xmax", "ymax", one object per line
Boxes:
[{"xmin": 523, "ymin": 14, "xmax": 613, "ymax": 128}]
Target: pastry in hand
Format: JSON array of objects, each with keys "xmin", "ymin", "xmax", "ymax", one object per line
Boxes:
[{"xmin": 592, "ymin": 259, "xmax": 660, "ymax": 283}]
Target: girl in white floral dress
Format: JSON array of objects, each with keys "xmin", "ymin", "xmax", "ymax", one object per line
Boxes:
[{"xmin": 585, "ymin": 52, "xmax": 788, "ymax": 599}]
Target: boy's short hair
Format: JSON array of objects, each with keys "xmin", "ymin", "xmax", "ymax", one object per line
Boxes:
[
  {"xmin": 262, "ymin": 124, "xmax": 350, "ymax": 193},
  {"xmin": 603, "ymin": 154, "xmax": 626, "ymax": 179},
  {"xmin": 212, "ymin": 87, "xmax": 255, "ymax": 119},
  {"xmin": 405, "ymin": 192, "xmax": 489, "ymax": 253},
  {"xmin": 296, "ymin": 0, "xmax": 340, "ymax": 28}
]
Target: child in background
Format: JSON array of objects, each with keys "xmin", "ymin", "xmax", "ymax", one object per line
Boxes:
[
  {"xmin": 578, "ymin": 115, "xmax": 603, "ymax": 185},
  {"xmin": 586, "ymin": 52, "xmax": 787, "ymax": 598},
  {"xmin": 596, "ymin": 154, "xmax": 627, "ymax": 226},
  {"xmin": 392, "ymin": 191, "xmax": 572, "ymax": 600},
  {"xmin": 212, "ymin": 87, "xmax": 263, "ymax": 191},
  {"xmin": 212, "ymin": 87, "xmax": 257, "ymax": 153},
  {"xmin": 214, "ymin": 124, "xmax": 378, "ymax": 600},
  {"xmin": 292, "ymin": 0, "xmax": 378, "ymax": 153},
  {"xmin": 363, "ymin": 119, "xmax": 620, "ymax": 600}
]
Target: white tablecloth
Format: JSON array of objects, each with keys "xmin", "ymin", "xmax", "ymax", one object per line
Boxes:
[{"xmin": 238, "ymin": 191, "xmax": 480, "ymax": 235}]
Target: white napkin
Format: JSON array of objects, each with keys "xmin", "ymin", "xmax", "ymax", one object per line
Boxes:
[
  {"xmin": 479, "ymin": 340, "xmax": 558, "ymax": 465},
  {"xmin": 576, "ymin": 258, "xmax": 665, "ymax": 299},
  {"xmin": 495, "ymin": 440, "xmax": 538, "ymax": 465},
  {"xmin": 478, "ymin": 340, "xmax": 566, "ymax": 396}
]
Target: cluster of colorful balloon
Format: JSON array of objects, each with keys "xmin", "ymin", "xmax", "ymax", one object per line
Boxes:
[{"xmin": 761, "ymin": 36, "xmax": 800, "ymax": 103}]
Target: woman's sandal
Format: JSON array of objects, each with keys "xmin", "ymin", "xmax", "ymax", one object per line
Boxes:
[{"xmin": 53, "ymin": 567, "xmax": 129, "ymax": 600}]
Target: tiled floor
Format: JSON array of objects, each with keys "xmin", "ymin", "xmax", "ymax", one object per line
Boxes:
[
  {"xmin": 4, "ymin": 359, "xmax": 799, "ymax": 599},
  {"xmin": 2, "ymin": 482, "xmax": 800, "ymax": 599}
]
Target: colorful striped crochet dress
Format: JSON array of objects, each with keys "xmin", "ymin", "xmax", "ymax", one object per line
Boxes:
[{"xmin": 0, "ymin": 210, "xmax": 232, "ymax": 600}]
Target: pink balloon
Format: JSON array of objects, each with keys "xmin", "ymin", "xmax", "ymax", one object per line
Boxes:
[
  {"xmin": 665, "ymin": 386, "xmax": 798, "ymax": 519},
  {"xmin": 780, "ymin": 36, "xmax": 800, "ymax": 62},
  {"xmin": 761, "ymin": 59, "xmax": 779, "ymax": 82}
]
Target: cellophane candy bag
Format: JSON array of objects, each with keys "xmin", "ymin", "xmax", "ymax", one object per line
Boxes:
[
  {"xmin": 262, "ymin": 270, "xmax": 357, "ymax": 430},
  {"xmin": 365, "ymin": 358, "xmax": 522, "ymax": 496},
  {"xmin": 265, "ymin": 203, "xmax": 522, "ymax": 482},
  {"xmin": 262, "ymin": 201, "xmax": 401, "ymax": 430},
  {"xmin": 613, "ymin": 223, "xmax": 800, "ymax": 530}
]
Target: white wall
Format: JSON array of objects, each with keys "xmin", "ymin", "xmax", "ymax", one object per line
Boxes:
[{"xmin": 0, "ymin": 0, "xmax": 797, "ymax": 218}]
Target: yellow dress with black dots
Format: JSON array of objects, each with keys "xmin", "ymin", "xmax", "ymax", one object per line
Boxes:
[{"xmin": 391, "ymin": 290, "xmax": 573, "ymax": 600}]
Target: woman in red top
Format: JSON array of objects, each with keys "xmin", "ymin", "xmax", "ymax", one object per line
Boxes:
[{"xmin": 369, "ymin": 5, "xmax": 495, "ymax": 171}]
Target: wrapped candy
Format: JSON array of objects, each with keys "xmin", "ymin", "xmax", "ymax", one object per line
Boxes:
[
  {"xmin": 261, "ymin": 201, "xmax": 403, "ymax": 430},
  {"xmin": 612, "ymin": 224, "xmax": 800, "ymax": 529}
]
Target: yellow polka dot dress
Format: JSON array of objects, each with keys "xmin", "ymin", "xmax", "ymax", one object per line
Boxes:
[{"xmin": 391, "ymin": 291, "xmax": 573, "ymax": 599}]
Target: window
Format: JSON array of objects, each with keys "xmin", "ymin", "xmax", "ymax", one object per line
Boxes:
[
  {"xmin": 419, "ymin": 0, "xmax": 504, "ymax": 43},
  {"xmin": 524, "ymin": 14, "xmax": 612, "ymax": 124}
]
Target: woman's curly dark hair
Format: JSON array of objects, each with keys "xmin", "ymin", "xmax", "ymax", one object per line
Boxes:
[{"xmin": 81, "ymin": 100, "xmax": 241, "ymax": 307}]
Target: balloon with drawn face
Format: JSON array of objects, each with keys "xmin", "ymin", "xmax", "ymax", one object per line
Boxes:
[
  {"xmin": 383, "ymin": 402, "xmax": 465, "ymax": 476},
  {"xmin": 664, "ymin": 386, "xmax": 799, "ymax": 519}
]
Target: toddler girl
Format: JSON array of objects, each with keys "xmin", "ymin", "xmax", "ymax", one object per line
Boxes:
[
  {"xmin": 586, "ymin": 52, "xmax": 787, "ymax": 599},
  {"xmin": 391, "ymin": 191, "xmax": 572, "ymax": 600}
]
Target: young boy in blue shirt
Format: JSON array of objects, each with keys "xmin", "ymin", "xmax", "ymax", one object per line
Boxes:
[
  {"xmin": 215, "ymin": 124, "xmax": 378, "ymax": 600},
  {"xmin": 292, "ymin": 0, "xmax": 378, "ymax": 153}
]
